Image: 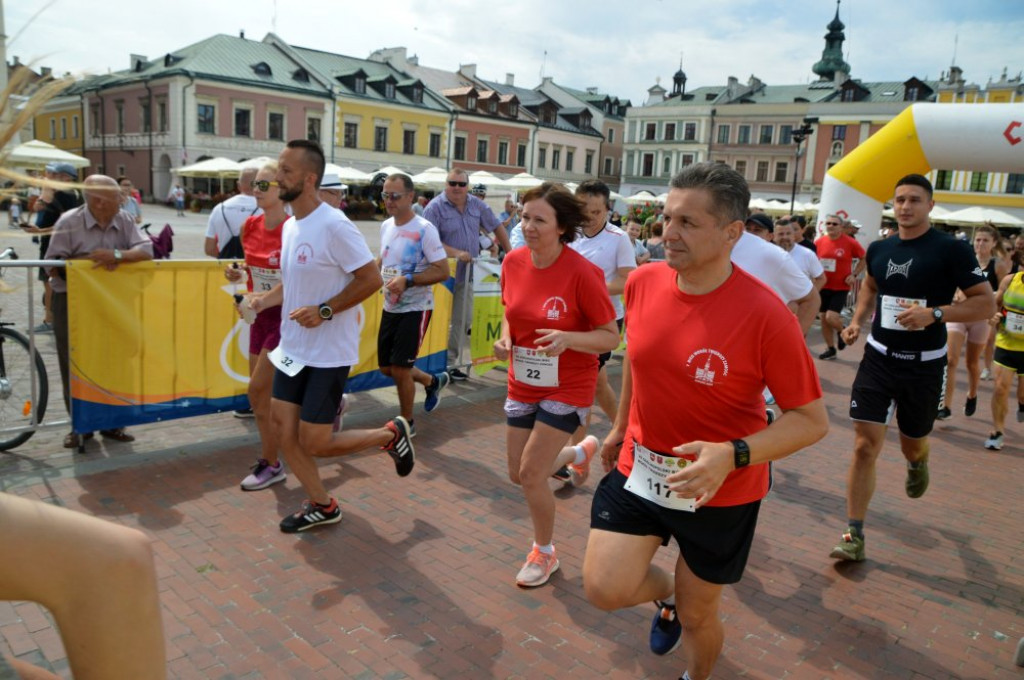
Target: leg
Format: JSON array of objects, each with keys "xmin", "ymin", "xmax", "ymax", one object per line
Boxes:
[
  {"xmin": 983, "ymin": 325, "xmax": 996, "ymax": 374},
  {"xmin": 389, "ymin": 366, "xmax": 417, "ymax": 422},
  {"xmin": 674, "ymin": 556, "xmax": 725, "ymax": 680},
  {"xmin": 964, "ymin": 340, "xmax": 984, "ymax": 400},
  {"xmin": 820, "ymin": 312, "xmax": 834, "ymax": 348},
  {"xmin": 272, "ymin": 398, "xmax": 331, "ymax": 501},
  {"xmin": 991, "ymin": 363, "xmax": 1014, "ymax": 437},
  {"xmin": 508, "ymin": 421, "xmax": 573, "ymax": 546},
  {"xmin": 943, "ymin": 331, "xmax": 965, "ymax": 408},
  {"xmin": 447, "ymin": 279, "xmax": 470, "ymax": 367},
  {"xmin": 845, "ymin": 420, "xmax": 887, "ymax": 521},
  {"xmin": 250, "ymin": 350, "xmax": 279, "ymax": 464},
  {"xmin": 583, "ymin": 528, "xmax": 670, "ymax": 610},
  {"xmin": 42, "ymin": 279, "xmax": 53, "ymax": 325},
  {"xmin": 0, "ymin": 493, "xmax": 165, "ymax": 680}
]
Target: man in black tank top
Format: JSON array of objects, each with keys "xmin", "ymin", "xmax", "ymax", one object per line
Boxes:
[{"xmin": 829, "ymin": 175, "xmax": 994, "ymax": 563}]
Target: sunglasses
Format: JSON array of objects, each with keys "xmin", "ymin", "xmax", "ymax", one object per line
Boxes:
[
  {"xmin": 250, "ymin": 180, "xmax": 279, "ymax": 191},
  {"xmin": 447, "ymin": 181, "xmax": 468, "ymax": 187},
  {"xmin": 381, "ymin": 191, "xmax": 409, "ymax": 202}
]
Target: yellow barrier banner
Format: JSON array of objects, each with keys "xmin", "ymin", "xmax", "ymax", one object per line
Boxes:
[{"xmin": 470, "ymin": 258, "xmax": 507, "ymax": 375}]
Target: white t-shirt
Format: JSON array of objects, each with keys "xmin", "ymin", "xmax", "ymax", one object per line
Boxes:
[
  {"xmin": 785, "ymin": 242, "xmax": 825, "ymax": 283},
  {"xmin": 569, "ymin": 222, "xmax": 636, "ymax": 319},
  {"xmin": 279, "ymin": 202, "xmax": 375, "ymax": 367},
  {"xmin": 205, "ymin": 194, "xmax": 260, "ymax": 249},
  {"xmin": 379, "ymin": 214, "xmax": 448, "ymax": 313},
  {"xmin": 731, "ymin": 231, "xmax": 812, "ymax": 303}
]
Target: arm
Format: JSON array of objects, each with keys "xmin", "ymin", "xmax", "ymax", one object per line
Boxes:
[
  {"xmin": 896, "ymin": 280, "xmax": 996, "ymax": 329},
  {"xmin": 792, "ymin": 287, "xmax": 820, "ymax": 336},
  {"xmin": 289, "ymin": 260, "xmax": 384, "ymax": 328},
  {"xmin": 249, "ymin": 282, "xmax": 283, "ymax": 311},
  {"xmin": 383, "ymin": 258, "xmax": 450, "ymax": 299},
  {"xmin": 492, "ymin": 224, "xmax": 513, "ymax": 254},
  {"xmin": 600, "ymin": 353, "xmax": 632, "ymax": 472},
  {"xmin": 811, "ymin": 271, "xmax": 826, "ymax": 292},
  {"xmin": 846, "ymin": 257, "xmax": 866, "ymax": 285},
  {"xmin": 443, "ymin": 244, "xmax": 472, "ymax": 263},
  {"xmin": 666, "ymin": 397, "xmax": 828, "ymax": 508},
  {"xmin": 493, "ymin": 314, "xmax": 511, "ymax": 361},
  {"xmin": 841, "ymin": 273, "xmax": 878, "ymax": 346},
  {"xmin": 534, "ymin": 319, "xmax": 619, "ymax": 357},
  {"xmin": 607, "ymin": 266, "xmax": 633, "ymax": 296},
  {"xmin": 204, "ymin": 237, "xmax": 219, "ymax": 258}
]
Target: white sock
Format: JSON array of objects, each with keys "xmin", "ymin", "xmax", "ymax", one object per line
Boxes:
[
  {"xmin": 533, "ymin": 542, "xmax": 555, "ymax": 555},
  {"xmin": 572, "ymin": 445, "xmax": 587, "ymax": 465}
]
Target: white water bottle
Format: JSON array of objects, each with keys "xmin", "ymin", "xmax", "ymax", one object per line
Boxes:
[{"xmin": 234, "ymin": 294, "xmax": 257, "ymax": 324}]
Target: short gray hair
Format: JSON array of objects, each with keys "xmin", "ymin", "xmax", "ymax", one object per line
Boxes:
[{"xmin": 669, "ymin": 162, "xmax": 750, "ymax": 225}]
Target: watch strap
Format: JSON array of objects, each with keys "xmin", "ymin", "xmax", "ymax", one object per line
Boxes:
[{"xmin": 731, "ymin": 439, "xmax": 750, "ymax": 469}]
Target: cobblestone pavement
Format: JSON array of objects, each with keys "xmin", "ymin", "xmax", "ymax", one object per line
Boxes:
[{"xmin": 0, "ymin": 205, "xmax": 1020, "ymax": 678}]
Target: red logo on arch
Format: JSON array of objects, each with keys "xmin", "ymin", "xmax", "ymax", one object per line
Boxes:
[{"xmin": 1005, "ymin": 121, "xmax": 1022, "ymax": 146}]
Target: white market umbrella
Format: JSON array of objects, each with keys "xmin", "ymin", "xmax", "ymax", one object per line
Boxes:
[
  {"xmin": 5, "ymin": 139, "xmax": 90, "ymax": 169},
  {"xmin": 373, "ymin": 165, "xmax": 408, "ymax": 177},
  {"xmin": 934, "ymin": 206, "xmax": 1020, "ymax": 227},
  {"xmin": 173, "ymin": 157, "xmax": 242, "ymax": 178},
  {"xmin": 240, "ymin": 156, "xmax": 275, "ymax": 170},
  {"xmin": 502, "ymin": 172, "xmax": 544, "ymax": 189},
  {"xmin": 325, "ymin": 164, "xmax": 372, "ymax": 183},
  {"xmin": 468, "ymin": 170, "xmax": 503, "ymax": 188},
  {"xmin": 410, "ymin": 166, "xmax": 449, "ymax": 189},
  {"xmin": 749, "ymin": 197, "xmax": 771, "ymax": 211},
  {"xmin": 623, "ymin": 190, "xmax": 660, "ymax": 206}
]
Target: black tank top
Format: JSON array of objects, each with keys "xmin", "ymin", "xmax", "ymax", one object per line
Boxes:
[{"xmin": 984, "ymin": 258, "xmax": 999, "ymax": 288}]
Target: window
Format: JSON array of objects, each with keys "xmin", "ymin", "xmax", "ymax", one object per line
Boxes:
[
  {"xmin": 604, "ymin": 157, "xmax": 613, "ymax": 176},
  {"xmin": 509, "ymin": 102, "xmax": 519, "ymax": 117},
  {"xmin": 403, "ymin": 129, "xmax": 416, "ymax": 155},
  {"xmin": 72, "ymin": 115, "xmax": 79, "ymax": 138},
  {"xmin": 488, "ymin": 99, "xmax": 498, "ymax": 114},
  {"xmin": 49, "ymin": 119, "xmax": 55, "ymax": 140},
  {"xmin": 60, "ymin": 118, "xmax": 67, "ymax": 139},
  {"xmin": 585, "ymin": 151, "xmax": 593, "ymax": 175},
  {"xmin": 538, "ymin": 147, "xmax": 546, "ymax": 169},
  {"xmin": 716, "ymin": 125, "xmax": 730, "ymax": 144},
  {"xmin": 384, "ymin": 82, "xmax": 395, "ymax": 99},
  {"xmin": 234, "ymin": 108, "xmax": 251, "ymax": 137},
  {"xmin": 644, "ymin": 123, "xmax": 657, "ymax": 141},
  {"xmin": 779, "ymin": 125, "xmax": 793, "ymax": 145},
  {"xmin": 476, "ymin": 138, "xmax": 488, "ymax": 163},
  {"xmin": 662, "ymin": 157, "xmax": 671, "ymax": 175},
  {"xmin": 681, "ymin": 153, "xmax": 695, "ymax": 168},
  {"xmin": 759, "ymin": 125, "xmax": 773, "ymax": 145},
  {"xmin": 115, "ymin": 101, "xmax": 124, "ymax": 134},
  {"xmin": 565, "ymin": 150, "xmax": 574, "ymax": 173},
  {"xmin": 90, "ymin": 104, "xmax": 100, "ymax": 136},
  {"xmin": 354, "ymin": 77, "xmax": 366, "ymax": 94},
  {"xmin": 684, "ymin": 122, "xmax": 696, "ymax": 141},
  {"xmin": 755, "ymin": 161, "xmax": 769, "ymax": 182},
  {"xmin": 737, "ymin": 125, "xmax": 751, "ymax": 144},
  {"xmin": 140, "ymin": 100, "xmax": 151, "ymax": 133},
  {"xmin": 498, "ymin": 141, "xmax": 509, "ymax": 165},
  {"xmin": 551, "ymin": 148, "xmax": 561, "ymax": 170},
  {"xmin": 641, "ymin": 153, "xmax": 654, "ymax": 177},
  {"xmin": 934, "ymin": 169, "xmax": 952, "ymax": 191},
  {"xmin": 307, "ymin": 117, "xmax": 321, "ymax": 142},
  {"xmin": 842, "ymin": 88, "xmax": 855, "ymax": 102},
  {"xmin": 430, "ymin": 132, "xmax": 442, "ymax": 158},
  {"xmin": 774, "ymin": 161, "xmax": 789, "ymax": 183},
  {"xmin": 832, "ymin": 125, "xmax": 847, "ymax": 140},
  {"xmin": 664, "ymin": 123, "xmax": 676, "ymax": 141},
  {"xmin": 374, "ymin": 125, "xmax": 387, "ymax": 152},
  {"xmin": 734, "ymin": 160, "xmax": 747, "ymax": 178},
  {"xmin": 344, "ymin": 122, "xmax": 358, "ymax": 148},
  {"xmin": 517, "ymin": 143, "xmax": 527, "ymax": 167},
  {"xmin": 197, "ymin": 103, "xmax": 215, "ymax": 134},
  {"xmin": 906, "ymin": 85, "xmax": 919, "ymax": 101},
  {"xmin": 454, "ymin": 136, "xmax": 467, "ymax": 161},
  {"xmin": 1006, "ymin": 173, "xmax": 1024, "ymax": 194},
  {"xmin": 412, "ymin": 85, "xmax": 423, "ymax": 103},
  {"xmin": 269, "ymin": 112, "xmax": 284, "ymax": 141},
  {"xmin": 969, "ymin": 172, "xmax": 988, "ymax": 192},
  {"xmin": 830, "ymin": 141, "xmax": 844, "ymax": 158},
  {"xmin": 157, "ymin": 101, "xmax": 167, "ymax": 132},
  {"xmin": 607, "ymin": 128, "xmax": 615, "ymax": 143},
  {"xmin": 467, "ymin": 95, "xmax": 477, "ymax": 110}
]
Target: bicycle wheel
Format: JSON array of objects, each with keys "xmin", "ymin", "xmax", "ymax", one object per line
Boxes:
[{"xmin": 0, "ymin": 326, "xmax": 49, "ymax": 451}]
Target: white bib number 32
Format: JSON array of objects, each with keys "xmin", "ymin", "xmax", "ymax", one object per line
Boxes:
[{"xmin": 268, "ymin": 346, "xmax": 305, "ymax": 377}]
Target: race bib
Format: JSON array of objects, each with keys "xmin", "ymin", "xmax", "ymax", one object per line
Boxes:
[
  {"xmin": 820, "ymin": 258, "xmax": 836, "ymax": 273},
  {"xmin": 268, "ymin": 346, "xmax": 305, "ymax": 377},
  {"xmin": 1006, "ymin": 311, "xmax": 1024, "ymax": 335},
  {"xmin": 880, "ymin": 295, "xmax": 927, "ymax": 331},
  {"xmin": 381, "ymin": 265, "xmax": 401, "ymax": 281},
  {"xmin": 512, "ymin": 345, "xmax": 558, "ymax": 387},
  {"xmin": 624, "ymin": 443, "xmax": 695, "ymax": 512},
  {"xmin": 249, "ymin": 265, "xmax": 280, "ymax": 293}
]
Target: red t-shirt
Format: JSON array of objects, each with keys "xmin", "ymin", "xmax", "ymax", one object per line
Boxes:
[
  {"xmin": 814, "ymin": 234, "xmax": 865, "ymax": 291},
  {"xmin": 501, "ymin": 245, "xmax": 616, "ymax": 407},
  {"xmin": 241, "ymin": 215, "xmax": 283, "ymax": 294},
  {"xmin": 617, "ymin": 263, "xmax": 822, "ymax": 506}
]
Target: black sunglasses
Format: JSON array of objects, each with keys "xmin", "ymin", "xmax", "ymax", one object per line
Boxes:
[{"xmin": 447, "ymin": 181, "xmax": 468, "ymax": 187}]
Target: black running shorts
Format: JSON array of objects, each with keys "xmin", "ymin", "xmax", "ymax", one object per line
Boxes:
[
  {"xmin": 272, "ymin": 365, "xmax": 350, "ymax": 425},
  {"xmin": 377, "ymin": 309, "xmax": 432, "ymax": 368},
  {"xmin": 993, "ymin": 346, "xmax": 1024, "ymax": 375},
  {"xmin": 819, "ymin": 288, "xmax": 848, "ymax": 314},
  {"xmin": 849, "ymin": 344, "xmax": 945, "ymax": 439}
]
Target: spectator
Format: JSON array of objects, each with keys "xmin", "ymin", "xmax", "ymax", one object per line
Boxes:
[{"xmin": 204, "ymin": 166, "xmax": 259, "ymax": 259}]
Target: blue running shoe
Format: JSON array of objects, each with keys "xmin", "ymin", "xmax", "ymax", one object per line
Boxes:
[{"xmin": 650, "ymin": 601, "xmax": 682, "ymax": 655}]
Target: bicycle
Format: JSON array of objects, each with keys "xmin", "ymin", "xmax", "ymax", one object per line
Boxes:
[{"xmin": 0, "ymin": 246, "xmax": 49, "ymax": 450}]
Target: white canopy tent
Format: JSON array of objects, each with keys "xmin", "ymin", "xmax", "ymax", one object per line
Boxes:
[
  {"xmin": 173, "ymin": 157, "xmax": 242, "ymax": 178},
  {"xmin": 325, "ymin": 164, "xmax": 372, "ymax": 183},
  {"xmin": 410, "ymin": 166, "xmax": 449, "ymax": 189},
  {"xmin": 941, "ymin": 206, "xmax": 1024, "ymax": 228},
  {"xmin": 623, "ymin": 190, "xmax": 661, "ymax": 206},
  {"xmin": 5, "ymin": 140, "xmax": 90, "ymax": 169},
  {"xmin": 501, "ymin": 172, "xmax": 544, "ymax": 189}
]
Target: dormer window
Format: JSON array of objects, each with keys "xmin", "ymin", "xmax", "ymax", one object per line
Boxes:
[
  {"xmin": 488, "ymin": 99, "xmax": 498, "ymax": 114},
  {"xmin": 509, "ymin": 103, "xmax": 518, "ymax": 117},
  {"xmin": 292, "ymin": 68, "xmax": 309, "ymax": 83},
  {"xmin": 253, "ymin": 62, "xmax": 272, "ymax": 77},
  {"xmin": 412, "ymin": 85, "xmax": 423, "ymax": 103},
  {"xmin": 355, "ymin": 77, "xmax": 366, "ymax": 94},
  {"xmin": 385, "ymin": 82, "xmax": 395, "ymax": 99},
  {"xmin": 906, "ymin": 86, "xmax": 918, "ymax": 101},
  {"xmin": 467, "ymin": 95, "xmax": 477, "ymax": 109}
]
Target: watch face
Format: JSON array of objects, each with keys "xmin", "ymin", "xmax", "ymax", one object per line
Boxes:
[{"xmin": 319, "ymin": 305, "xmax": 332, "ymax": 319}]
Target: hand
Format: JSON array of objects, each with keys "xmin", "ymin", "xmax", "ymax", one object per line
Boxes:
[
  {"xmin": 535, "ymin": 328, "xmax": 569, "ymax": 356},
  {"xmin": 224, "ymin": 265, "xmax": 244, "ymax": 282},
  {"xmin": 88, "ymin": 249, "xmax": 119, "ymax": 271},
  {"xmin": 457, "ymin": 251, "xmax": 472, "ymax": 263},
  {"xmin": 841, "ymin": 322, "xmax": 861, "ymax": 345},
  {"xmin": 895, "ymin": 301, "xmax": 933, "ymax": 330},
  {"xmin": 666, "ymin": 441, "xmax": 734, "ymax": 509},
  {"xmin": 384, "ymin": 275, "xmax": 407, "ymax": 298},
  {"xmin": 600, "ymin": 431, "xmax": 625, "ymax": 473},
  {"xmin": 289, "ymin": 305, "xmax": 323, "ymax": 328},
  {"xmin": 493, "ymin": 336, "xmax": 511, "ymax": 362},
  {"xmin": 845, "ymin": 274, "xmax": 857, "ymax": 285}
]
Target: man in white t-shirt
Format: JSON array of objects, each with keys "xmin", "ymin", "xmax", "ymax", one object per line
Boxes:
[
  {"xmin": 203, "ymin": 166, "xmax": 260, "ymax": 258},
  {"xmin": 774, "ymin": 219, "xmax": 825, "ymax": 292},
  {"xmin": 377, "ymin": 173, "xmax": 451, "ymax": 432},
  {"xmin": 249, "ymin": 140, "xmax": 415, "ymax": 534},
  {"xmin": 734, "ymin": 216, "xmax": 819, "ymax": 335}
]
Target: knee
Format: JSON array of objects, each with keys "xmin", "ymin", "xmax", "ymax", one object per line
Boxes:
[
  {"xmin": 379, "ymin": 366, "xmax": 392, "ymax": 377},
  {"xmin": 507, "ymin": 467, "xmax": 522, "ymax": 486},
  {"xmin": 852, "ymin": 438, "xmax": 881, "ymax": 464},
  {"xmin": 298, "ymin": 427, "xmax": 330, "ymax": 457},
  {"xmin": 517, "ymin": 461, "xmax": 548, "ymax": 488},
  {"xmin": 583, "ymin": 572, "xmax": 632, "ymax": 611}
]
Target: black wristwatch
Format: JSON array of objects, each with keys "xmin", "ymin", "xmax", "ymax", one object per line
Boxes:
[
  {"xmin": 318, "ymin": 303, "xmax": 334, "ymax": 321},
  {"xmin": 932, "ymin": 307, "xmax": 944, "ymax": 323},
  {"xmin": 731, "ymin": 439, "xmax": 750, "ymax": 469}
]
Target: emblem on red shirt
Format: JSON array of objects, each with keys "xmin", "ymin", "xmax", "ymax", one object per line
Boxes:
[
  {"xmin": 686, "ymin": 348, "xmax": 729, "ymax": 386},
  {"xmin": 542, "ymin": 296, "xmax": 568, "ymax": 320}
]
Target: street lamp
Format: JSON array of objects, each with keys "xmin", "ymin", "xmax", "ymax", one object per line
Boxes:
[{"xmin": 790, "ymin": 120, "xmax": 816, "ymax": 213}]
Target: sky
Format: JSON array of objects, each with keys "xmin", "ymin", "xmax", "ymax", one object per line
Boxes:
[{"xmin": 5, "ymin": 0, "xmax": 1022, "ymax": 105}]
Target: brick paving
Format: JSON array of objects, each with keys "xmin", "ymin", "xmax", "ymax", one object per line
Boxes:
[{"xmin": 0, "ymin": 208, "xmax": 1021, "ymax": 678}]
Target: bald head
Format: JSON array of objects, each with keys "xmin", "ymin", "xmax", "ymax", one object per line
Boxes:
[{"xmin": 239, "ymin": 167, "xmax": 258, "ymax": 196}]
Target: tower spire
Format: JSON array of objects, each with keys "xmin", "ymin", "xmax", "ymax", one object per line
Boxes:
[{"xmin": 812, "ymin": 0, "xmax": 851, "ymax": 81}]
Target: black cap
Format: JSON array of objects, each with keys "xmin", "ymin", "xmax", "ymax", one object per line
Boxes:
[{"xmin": 745, "ymin": 212, "xmax": 774, "ymax": 233}]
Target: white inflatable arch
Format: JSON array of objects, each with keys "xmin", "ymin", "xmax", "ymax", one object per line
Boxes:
[{"xmin": 816, "ymin": 103, "xmax": 1024, "ymax": 242}]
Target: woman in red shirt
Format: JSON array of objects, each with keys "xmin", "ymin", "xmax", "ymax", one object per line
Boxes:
[
  {"xmin": 225, "ymin": 162, "xmax": 288, "ymax": 492},
  {"xmin": 495, "ymin": 183, "xmax": 618, "ymax": 587}
]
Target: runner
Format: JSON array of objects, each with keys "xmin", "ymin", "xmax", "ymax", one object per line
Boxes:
[
  {"xmin": 494, "ymin": 182, "xmax": 619, "ymax": 588},
  {"xmin": 986, "ymin": 269, "xmax": 1024, "ymax": 450},
  {"xmin": 815, "ymin": 214, "xmax": 866, "ymax": 360},
  {"xmin": 582, "ymin": 162, "xmax": 827, "ymax": 680},
  {"xmin": 830, "ymin": 174, "xmax": 994, "ymax": 562},
  {"xmin": 249, "ymin": 140, "xmax": 415, "ymax": 533}
]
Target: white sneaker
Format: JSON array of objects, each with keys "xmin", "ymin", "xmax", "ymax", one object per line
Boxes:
[{"xmin": 984, "ymin": 432, "xmax": 1004, "ymax": 450}]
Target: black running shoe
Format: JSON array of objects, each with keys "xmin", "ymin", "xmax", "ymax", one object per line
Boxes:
[
  {"xmin": 964, "ymin": 396, "xmax": 977, "ymax": 417},
  {"xmin": 818, "ymin": 346, "xmax": 837, "ymax": 360},
  {"xmin": 448, "ymin": 368, "xmax": 469, "ymax": 381},
  {"xmin": 551, "ymin": 465, "xmax": 571, "ymax": 483},
  {"xmin": 279, "ymin": 499, "xmax": 342, "ymax": 533},
  {"xmin": 382, "ymin": 416, "xmax": 415, "ymax": 477}
]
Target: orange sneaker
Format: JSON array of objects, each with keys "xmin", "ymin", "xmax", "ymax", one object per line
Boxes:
[
  {"xmin": 515, "ymin": 546, "xmax": 559, "ymax": 587},
  {"xmin": 568, "ymin": 435, "xmax": 599, "ymax": 487}
]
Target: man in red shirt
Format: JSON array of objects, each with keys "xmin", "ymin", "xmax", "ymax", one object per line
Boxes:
[
  {"xmin": 581, "ymin": 162, "xmax": 828, "ymax": 680},
  {"xmin": 815, "ymin": 214, "xmax": 866, "ymax": 360}
]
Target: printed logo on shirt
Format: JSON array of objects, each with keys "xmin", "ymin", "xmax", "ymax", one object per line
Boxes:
[
  {"xmin": 972, "ymin": 266, "xmax": 985, "ymax": 278},
  {"xmin": 296, "ymin": 243, "xmax": 314, "ymax": 265},
  {"xmin": 886, "ymin": 258, "xmax": 912, "ymax": 279},
  {"xmin": 686, "ymin": 348, "xmax": 729, "ymax": 387},
  {"xmin": 542, "ymin": 296, "xmax": 568, "ymax": 320},
  {"xmin": 268, "ymin": 250, "xmax": 281, "ymax": 267},
  {"xmin": 835, "ymin": 248, "xmax": 846, "ymax": 258}
]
